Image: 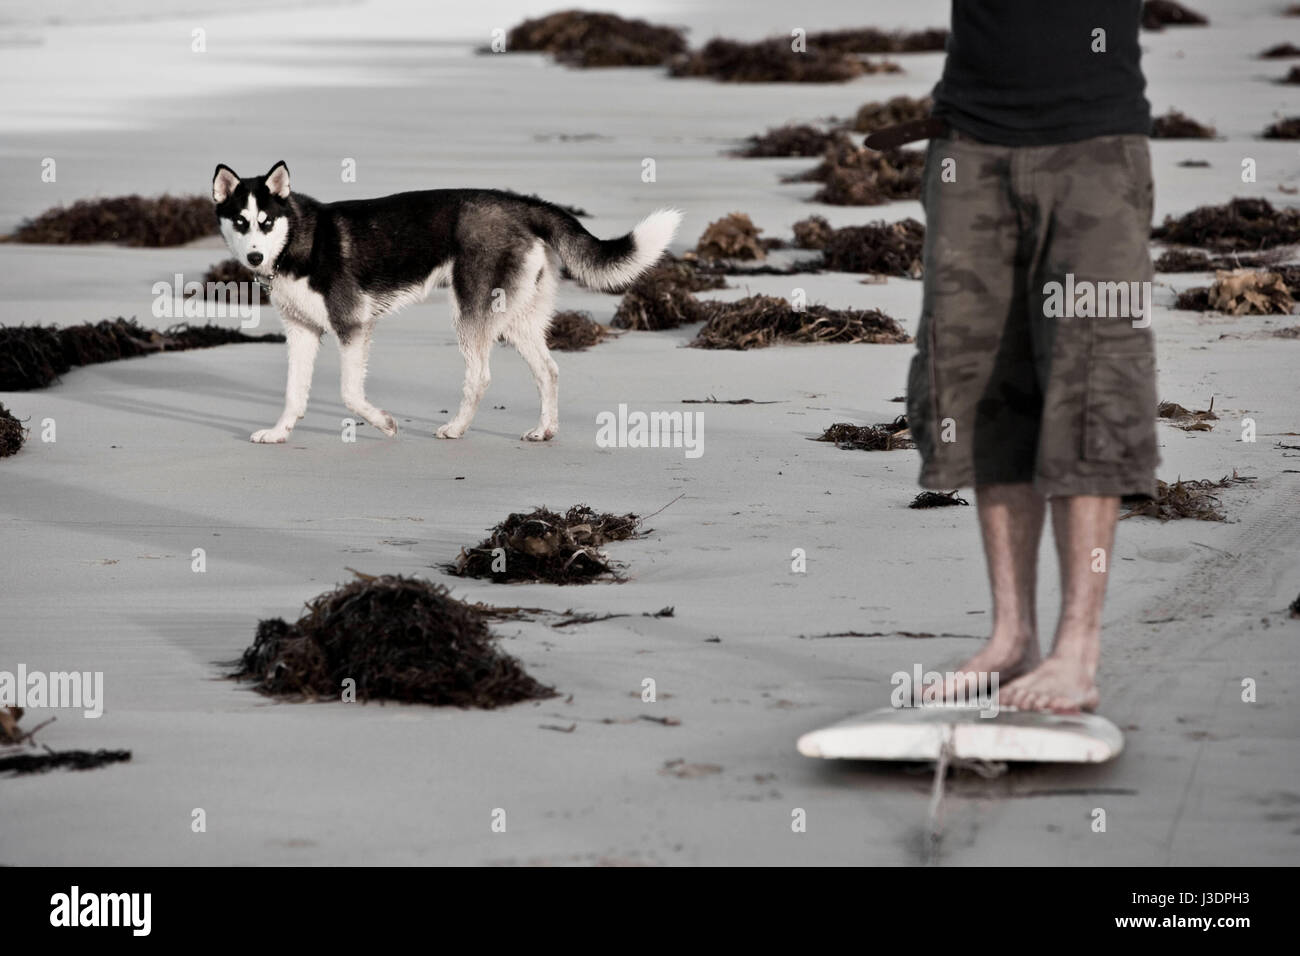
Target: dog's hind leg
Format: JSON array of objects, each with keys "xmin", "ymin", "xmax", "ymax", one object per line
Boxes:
[
  {"xmin": 436, "ymin": 310, "xmax": 493, "ymax": 439},
  {"xmin": 504, "ymin": 252, "xmax": 560, "ymax": 441},
  {"xmin": 251, "ymin": 320, "xmax": 322, "ymax": 443},
  {"xmin": 339, "ymin": 322, "xmax": 397, "ymax": 437}
]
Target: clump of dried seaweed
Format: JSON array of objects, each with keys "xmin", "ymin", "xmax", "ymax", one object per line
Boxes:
[
  {"xmin": 1206, "ymin": 269, "xmax": 1295, "ymax": 314},
  {"xmin": 0, "ymin": 749, "xmax": 132, "ymax": 776},
  {"xmin": 0, "ymin": 707, "xmax": 131, "ymax": 776},
  {"xmin": 815, "ymin": 416, "xmax": 914, "ymax": 450},
  {"xmin": 735, "ymin": 124, "xmax": 838, "ymax": 158},
  {"xmin": 547, "ymin": 310, "xmax": 609, "ymax": 350},
  {"xmin": 1174, "ymin": 286, "xmax": 1212, "ymax": 311},
  {"xmin": 1151, "ymin": 109, "xmax": 1216, "ymax": 138},
  {"xmin": 1260, "ymin": 42, "xmax": 1300, "ymax": 58},
  {"xmin": 1158, "ymin": 398, "xmax": 1218, "ymax": 431},
  {"xmin": 231, "ymin": 574, "xmax": 556, "ymax": 706},
  {"xmin": 499, "ymin": 10, "xmax": 686, "ymax": 67},
  {"xmin": 449, "ymin": 506, "xmax": 643, "ymax": 584},
  {"xmin": 808, "ymin": 28, "xmax": 947, "ymax": 54},
  {"xmin": 1154, "ymin": 248, "xmax": 1283, "ymax": 272},
  {"xmin": 792, "ymin": 215, "xmax": 834, "ymax": 250},
  {"xmin": 1141, "ymin": 1, "xmax": 1208, "ymax": 30},
  {"xmin": 1122, "ymin": 471, "xmax": 1256, "ymax": 521},
  {"xmin": 689, "ymin": 295, "xmax": 910, "ymax": 350},
  {"xmin": 1174, "ymin": 270, "xmax": 1296, "ymax": 314},
  {"xmin": 909, "ymin": 490, "xmax": 969, "ymax": 509},
  {"xmin": 1151, "ymin": 198, "xmax": 1300, "ymax": 251},
  {"xmin": 1263, "ymin": 116, "xmax": 1300, "ymax": 139},
  {"xmin": 786, "ymin": 133, "xmax": 925, "ymax": 205},
  {"xmin": 0, "ymin": 318, "xmax": 285, "ymax": 391},
  {"xmin": 197, "ymin": 258, "xmax": 262, "ymax": 304},
  {"xmin": 10, "ymin": 194, "xmax": 215, "ymax": 246},
  {"xmin": 695, "ymin": 212, "xmax": 769, "ymax": 260},
  {"xmin": 0, "ymin": 403, "xmax": 25, "ymax": 458},
  {"xmin": 819, "ymin": 218, "xmax": 926, "ymax": 276},
  {"xmin": 610, "ymin": 258, "xmax": 726, "ymax": 330},
  {"xmin": 850, "ymin": 95, "xmax": 933, "ymax": 133},
  {"xmin": 670, "ymin": 37, "xmax": 898, "ymax": 83}
]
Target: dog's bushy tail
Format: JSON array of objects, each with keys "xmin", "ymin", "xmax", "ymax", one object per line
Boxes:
[{"xmin": 531, "ymin": 204, "xmax": 683, "ymax": 292}]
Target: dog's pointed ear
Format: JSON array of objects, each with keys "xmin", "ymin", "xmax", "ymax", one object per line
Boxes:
[
  {"xmin": 265, "ymin": 161, "xmax": 290, "ymax": 199},
  {"xmin": 212, "ymin": 164, "xmax": 240, "ymax": 203}
]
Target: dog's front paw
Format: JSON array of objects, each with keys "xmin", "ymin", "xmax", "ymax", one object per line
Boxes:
[
  {"xmin": 375, "ymin": 412, "xmax": 397, "ymax": 437},
  {"xmin": 250, "ymin": 427, "xmax": 290, "ymax": 443},
  {"xmin": 436, "ymin": 423, "xmax": 465, "ymax": 440},
  {"xmin": 522, "ymin": 424, "xmax": 557, "ymax": 442}
]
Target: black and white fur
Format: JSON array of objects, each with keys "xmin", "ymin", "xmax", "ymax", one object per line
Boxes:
[{"xmin": 211, "ymin": 161, "xmax": 681, "ymax": 442}]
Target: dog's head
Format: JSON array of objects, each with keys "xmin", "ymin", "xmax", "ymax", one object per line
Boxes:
[{"xmin": 212, "ymin": 161, "xmax": 292, "ymax": 275}]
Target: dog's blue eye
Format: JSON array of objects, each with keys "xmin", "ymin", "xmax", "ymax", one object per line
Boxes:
[
  {"xmin": 234, "ymin": 217, "xmax": 249, "ymax": 233},
  {"xmin": 260, "ymin": 218, "xmax": 274, "ymax": 232}
]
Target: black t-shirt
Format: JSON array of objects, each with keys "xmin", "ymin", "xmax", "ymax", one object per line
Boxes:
[{"xmin": 930, "ymin": 0, "xmax": 1152, "ymax": 145}]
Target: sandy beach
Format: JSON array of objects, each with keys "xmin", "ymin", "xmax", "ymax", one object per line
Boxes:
[{"xmin": 1, "ymin": 0, "xmax": 1298, "ymax": 866}]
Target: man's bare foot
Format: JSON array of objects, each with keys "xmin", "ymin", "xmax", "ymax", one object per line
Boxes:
[
  {"xmin": 927, "ymin": 636, "xmax": 1041, "ymax": 705},
  {"xmin": 1000, "ymin": 655, "xmax": 1099, "ymax": 713}
]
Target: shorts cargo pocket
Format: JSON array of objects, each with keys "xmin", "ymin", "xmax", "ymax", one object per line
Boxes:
[{"xmin": 1081, "ymin": 351, "xmax": 1157, "ymax": 464}]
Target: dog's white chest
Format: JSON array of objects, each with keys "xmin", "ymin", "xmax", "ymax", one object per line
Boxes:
[{"xmin": 270, "ymin": 275, "xmax": 328, "ymax": 331}]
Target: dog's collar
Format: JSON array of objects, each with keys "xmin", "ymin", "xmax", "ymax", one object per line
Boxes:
[{"xmin": 254, "ymin": 269, "xmax": 277, "ymax": 294}]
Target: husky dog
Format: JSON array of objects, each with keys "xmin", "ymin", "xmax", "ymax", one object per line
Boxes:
[{"xmin": 211, "ymin": 161, "xmax": 681, "ymax": 442}]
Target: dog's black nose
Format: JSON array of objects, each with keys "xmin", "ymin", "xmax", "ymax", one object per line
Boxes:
[{"xmin": 247, "ymin": 252, "xmax": 264, "ymax": 266}]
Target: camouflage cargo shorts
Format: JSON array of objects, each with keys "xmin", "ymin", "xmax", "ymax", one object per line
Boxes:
[{"xmin": 906, "ymin": 130, "xmax": 1159, "ymax": 499}]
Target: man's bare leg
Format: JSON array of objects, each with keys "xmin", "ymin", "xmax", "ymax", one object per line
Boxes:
[
  {"xmin": 1001, "ymin": 494, "xmax": 1118, "ymax": 712},
  {"xmin": 941, "ymin": 483, "xmax": 1046, "ymax": 699}
]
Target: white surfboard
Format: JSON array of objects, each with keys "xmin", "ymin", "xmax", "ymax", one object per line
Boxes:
[{"xmin": 797, "ymin": 706, "xmax": 1124, "ymax": 763}]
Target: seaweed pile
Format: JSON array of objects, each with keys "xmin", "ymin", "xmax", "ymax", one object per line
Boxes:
[
  {"xmin": 198, "ymin": 258, "xmax": 262, "ymax": 304},
  {"xmin": 1260, "ymin": 42, "xmax": 1300, "ymax": 58},
  {"xmin": 1141, "ymin": 1, "xmax": 1208, "ymax": 30},
  {"xmin": 1151, "ymin": 110, "xmax": 1216, "ymax": 138},
  {"xmin": 610, "ymin": 258, "xmax": 726, "ymax": 330},
  {"xmin": 670, "ymin": 37, "xmax": 898, "ymax": 83},
  {"xmin": 1154, "ymin": 248, "xmax": 1282, "ymax": 272},
  {"xmin": 232, "ymin": 574, "xmax": 556, "ymax": 706},
  {"xmin": 819, "ymin": 219, "xmax": 926, "ymax": 275},
  {"xmin": 500, "ymin": 10, "xmax": 686, "ymax": 67},
  {"xmin": 547, "ymin": 310, "xmax": 608, "ymax": 350},
  {"xmin": 910, "ymin": 491, "xmax": 969, "ymax": 509},
  {"xmin": 1158, "ymin": 398, "xmax": 1218, "ymax": 431},
  {"xmin": 0, "ymin": 707, "xmax": 131, "ymax": 777},
  {"xmin": 1175, "ymin": 270, "xmax": 1296, "ymax": 314},
  {"xmin": 1122, "ymin": 472, "xmax": 1255, "ymax": 521},
  {"xmin": 850, "ymin": 95, "xmax": 933, "ymax": 133},
  {"xmin": 735, "ymin": 124, "xmax": 838, "ymax": 158},
  {"xmin": 0, "ymin": 404, "xmax": 25, "ymax": 458},
  {"xmin": 1263, "ymin": 117, "xmax": 1300, "ymax": 139},
  {"xmin": 807, "ymin": 28, "xmax": 947, "ymax": 54},
  {"xmin": 815, "ymin": 416, "xmax": 914, "ymax": 451},
  {"xmin": 689, "ymin": 295, "xmax": 910, "ymax": 350},
  {"xmin": 792, "ymin": 215, "xmax": 834, "ymax": 250},
  {"xmin": 0, "ymin": 318, "xmax": 285, "ymax": 391},
  {"xmin": 785, "ymin": 133, "xmax": 925, "ymax": 205},
  {"xmin": 448, "ymin": 506, "xmax": 642, "ymax": 584},
  {"xmin": 10, "ymin": 194, "xmax": 215, "ymax": 246},
  {"xmin": 0, "ymin": 749, "xmax": 132, "ymax": 776},
  {"xmin": 1151, "ymin": 198, "xmax": 1300, "ymax": 251},
  {"xmin": 694, "ymin": 212, "xmax": 770, "ymax": 260},
  {"xmin": 1206, "ymin": 270, "xmax": 1294, "ymax": 314}
]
